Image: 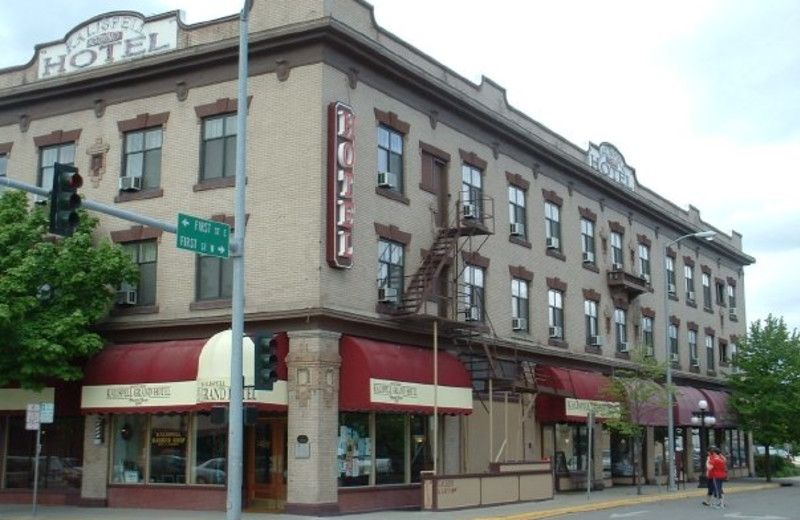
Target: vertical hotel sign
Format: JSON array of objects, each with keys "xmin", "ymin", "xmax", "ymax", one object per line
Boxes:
[{"xmin": 327, "ymin": 102, "xmax": 355, "ymax": 268}]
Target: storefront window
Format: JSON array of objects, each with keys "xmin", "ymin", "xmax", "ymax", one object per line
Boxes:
[
  {"xmin": 2, "ymin": 415, "xmax": 83, "ymax": 490},
  {"xmin": 192, "ymin": 412, "xmax": 227, "ymax": 485},
  {"xmin": 611, "ymin": 430, "xmax": 634, "ymax": 477},
  {"xmin": 554, "ymin": 423, "xmax": 590, "ymax": 472},
  {"xmin": 112, "ymin": 414, "xmax": 148, "ymax": 484},
  {"xmin": 375, "ymin": 414, "xmax": 405, "ymax": 484},
  {"xmin": 149, "ymin": 415, "xmax": 188, "ymax": 483},
  {"xmin": 338, "ymin": 413, "xmax": 371, "ymax": 487},
  {"xmin": 410, "ymin": 415, "xmax": 432, "ymax": 482}
]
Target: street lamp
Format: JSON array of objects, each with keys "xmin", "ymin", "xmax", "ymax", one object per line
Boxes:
[
  {"xmin": 664, "ymin": 229, "xmax": 716, "ymax": 492},
  {"xmin": 691, "ymin": 399, "xmax": 716, "ymax": 487}
]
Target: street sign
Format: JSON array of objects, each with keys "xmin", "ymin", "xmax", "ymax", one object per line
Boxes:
[
  {"xmin": 25, "ymin": 404, "xmax": 40, "ymax": 431},
  {"xmin": 39, "ymin": 403, "xmax": 54, "ymax": 424},
  {"xmin": 176, "ymin": 213, "xmax": 231, "ymax": 258}
]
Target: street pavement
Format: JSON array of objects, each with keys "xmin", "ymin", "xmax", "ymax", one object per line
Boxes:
[{"xmin": 0, "ymin": 477, "xmax": 794, "ymax": 520}]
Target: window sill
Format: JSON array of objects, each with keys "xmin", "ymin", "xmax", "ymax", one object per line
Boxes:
[
  {"xmin": 509, "ymin": 236, "xmax": 531, "ymax": 248},
  {"xmin": 584, "ymin": 345, "xmax": 602, "ymax": 355},
  {"xmin": 194, "ymin": 176, "xmax": 238, "ymax": 191},
  {"xmin": 614, "ymin": 351, "xmax": 631, "ymax": 360},
  {"xmin": 375, "ymin": 186, "xmax": 410, "ymax": 204},
  {"xmin": 582, "ymin": 262, "xmax": 600, "ymax": 273},
  {"xmin": 545, "ymin": 249, "xmax": 566, "ymax": 262},
  {"xmin": 111, "ymin": 304, "xmax": 159, "ymax": 316},
  {"xmin": 115, "ymin": 187, "xmax": 164, "ymax": 203},
  {"xmin": 190, "ymin": 299, "xmax": 232, "ymax": 311},
  {"xmin": 548, "ymin": 338, "xmax": 568, "ymax": 348}
]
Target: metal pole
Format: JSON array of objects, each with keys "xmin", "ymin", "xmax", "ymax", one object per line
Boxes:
[
  {"xmin": 433, "ymin": 320, "xmax": 438, "ymax": 475},
  {"xmin": 226, "ymin": 2, "xmax": 252, "ymax": 519},
  {"xmin": 665, "ymin": 230, "xmax": 716, "ymax": 493}
]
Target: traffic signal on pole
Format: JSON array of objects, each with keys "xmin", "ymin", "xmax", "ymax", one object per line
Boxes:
[
  {"xmin": 254, "ymin": 332, "xmax": 278, "ymax": 391},
  {"xmin": 49, "ymin": 162, "xmax": 82, "ymax": 237}
]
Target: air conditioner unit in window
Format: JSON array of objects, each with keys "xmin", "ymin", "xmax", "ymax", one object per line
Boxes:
[
  {"xmin": 119, "ymin": 176, "xmax": 142, "ymax": 192},
  {"xmin": 611, "ymin": 262, "xmax": 624, "ymax": 271},
  {"xmin": 510, "ymin": 222, "xmax": 525, "ymax": 236},
  {"xmin": 115, "ymin": 287, "xmax": 138, "ymax": 306},
  {"xmin": 546, "ymin": 237, "xmax": 560, "ymax": 249},
  {"xmin": 671, "ymin": 353, "xmax": 679, "ymax": 362},
  {"xmin": 462, "ymin": 203, "xmax": 478, "ymax": 219},
  {"xmin": 548, "ymin": 326, "xmax": 562, "ymax": 338},
  {"xmin": 465, "ymin": 306, "xmax": 480, "ymax": 322},
  {"xmin": 641, "ymin": 273, "xmax": 651, "ymax": 284},
  {"xmin": 378, "ymin": 287, "xmax": 398, "ymax": 303},
  {"xmin": 512, "ymin": 317, "xmax": 527, "ymax": 331},
  {"xmin": 618, "ymin": 342, "xmax": 630, "ymax": 353},
  {"xmin": 582, "ymin": 252, "xmax": 595, "ymax": 263},
  {"xmin": 667, "ymin": 283, "xmax": 677, "ymax": 294},
  {"xmin": 377, "ymin": 171, "xmax": 396, "ymax": 188},
  {"xmin": 687, "ymin": 291, "xmax": 696, "ymax": 301},
  {"xmin": 729, "ymin": 307, "xmax": 738, "ymax": 318},
  {"xmin": 589, "ymin": 335, "xmax": 603, "ymax": 346},
  {"xmin": 691, "ymin": 358, "xmax": 700, "ymax": 367}
]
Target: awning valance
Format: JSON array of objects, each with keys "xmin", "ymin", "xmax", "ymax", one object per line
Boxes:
[
  {"xmin": 81, "ymin": 331, "xmax": 288, "ymax": 413},
  {"xmin": 338, "ymin": 336, "xmax": 473, "ymax": 415}
]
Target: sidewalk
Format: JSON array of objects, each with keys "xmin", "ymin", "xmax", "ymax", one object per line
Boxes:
[{"xmin": 0, "ymin": 477, "xmax": 792, "ymax": 520}]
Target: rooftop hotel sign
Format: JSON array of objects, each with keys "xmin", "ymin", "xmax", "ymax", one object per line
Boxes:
[{"xmin": 37, "ymin": 13, "xmax": 178, "ymax": 79}]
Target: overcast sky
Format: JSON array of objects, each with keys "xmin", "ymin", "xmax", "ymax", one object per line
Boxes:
[{"xmin": 1, "ymin": 1, "xmax": 798, "ymax": 334}]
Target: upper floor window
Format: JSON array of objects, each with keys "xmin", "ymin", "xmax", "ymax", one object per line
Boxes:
[
  {"xmin": 197, "ymin": 256, "xmax": 233, "ymax": 301},
  {"xmin": 461, "ymin": 164, "xmax": 483, "ymax": 220},
  {"xmin": 548, "ymin": 289, "xmax": 564, "ymax": 339},
  {"xmin": 728, "ymin": 284, "xmax": 737, "ymax": 310},
  {"xmin": 715, "ymin": 280, "xmax": 726, "ymax": 306},
  {"xmin": 642, "ymin": 316, "xmax": 654, "ymax": 356},
  {"xmin": 39, "ymin": 143, "xmax": 75, "ymax": 191},
  {"xmin": 719, "ymin": 340, "xmax": 731, "ymax": 364},
  {"xmin": 377, "ymin": 125, "xmax": 403, "ymax": 191},
  {"xmin": 669, "ymin": 323, "xmax": 679, "ymax": 361},
  {"xmin": 638, "ymin": 244, "xmax": 651, "ymax": 282},
  {"xmin": 702, "ymin": 273, "xmax": 712, "ymax": 310},
  {"xmin": 464, "ymin": 265, "xmax": 485, "ymax": 322},
  {"xmin": 544, "ymin": 201, "xmax": 561, "ymax": 250},
  {"xmin": 120, "ymin": 240, "xmax": 157, "ymax": 306},
  {"xmin": 378, "ymin": 239, "xmax": 404, "ymax": 294},
  {"xmin": 511, "ymin": 278, "xmax": 529, "ymax": 331},
  {"xmin": 201, "ymin": 114, "xmax": 237, "ymax": 181},
  {"xmin": 614, "ymin": 308, "xmax": 628, "ymax": 351},
  {"xmin": 666, "ymin": 256, "xmax": 677, "ymax": 294},
  {"xmin": 584, "ymin": 300, "xmax": 599, "ymax": 345},
  {"xmin": 123, "ymin": 127, "xmax": 163, "ymax": 190},
  {"xmin": 610, "ymin": 231, "xmax": 624, "ymax": 269},
  {"xmin": 508, "ymin": 185, "xmax": 527, "ymax": 239},
  {"xmin": 581, "ymin": 218, "xmax": 596, "ymax": 264},
  {"xmin": 684, "ymin": 264, "xmax": 696, "ymax": 301},
  {"xmin": 706, "ymin": 334, "xmax": 715, "ymax": 370},
  {"xmin": 689, "ymin": 330, "xmax": 699, "ymax": 366}
]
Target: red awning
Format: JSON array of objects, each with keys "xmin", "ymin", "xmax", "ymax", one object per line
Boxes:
[
  {"xmin": 535, "ymin": 366, "xmax": 615, "ymax": 423},
  {"xmin": 673, "ymin": 385, "xmax": 708, "ymax": 426},
  {"xmin": 81, "ymin": 332, "xmax": 289, "ymax": 414},
  {"xmin": 339, "ymin": 336, "xmax": 472, "ymax": 415},
  {"xmin": 625, "ymin": 380, "xmax": 669, "ymax": 426},
  {"xmin": 699, "ymin": 389, "xmax": 734, "ymax": 427}
]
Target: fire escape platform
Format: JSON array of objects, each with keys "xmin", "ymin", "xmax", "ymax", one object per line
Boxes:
[{"xmin": 606, "ymin": 269, "xmax": 649, "ymax": 300}]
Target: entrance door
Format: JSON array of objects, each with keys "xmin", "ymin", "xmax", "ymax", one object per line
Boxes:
[{"xmin": 246, "ymin": 416, "xmax": 287, "ymax": 510}]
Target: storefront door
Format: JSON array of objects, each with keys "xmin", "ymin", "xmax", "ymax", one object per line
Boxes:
[{"xmin": 246, "ymin": 416, "xmax": 287, "ymax": 510}]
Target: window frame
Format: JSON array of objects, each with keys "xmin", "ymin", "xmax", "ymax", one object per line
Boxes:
[
  {"xmin": 196, "ymin": 255, "xmax": 234, "ymax": 301},
  {"xmin": 123, "ymin": 126, "xmax": 163, "ymax": 189},
  {"xmin": 581, "ymin": 219, "xmax": 596, "ymax": 264},
  {"xmin": 508, "ymin": 185, "xmax": 527, "ymax": 239},
  {"xmin": 544, "ymin": 201, "xmax": 561, "ymax": 250},
  {"xmin": 584, "ymin": 299, "xmax": 599, "ymax": 345},
  {"xmin": 610, "ymin": 231, "xmax": 624, "ymax": 268},
  {"xmin": 378, "ymin": 239, "xmax": 404, "ymax": 293},
  {"xmin": 377, "ymin": 124, "xmax": 404, "ymax": 192},
  {"xmin": 614, "ymin": 308, "xmax": 628, "ymax": 351},
  {"xmin": 200, "ymin": 113, "xmax": 238, "ymax": 181},
  {"xmin": 120, "ymin": 240, "xmax": 158, "ymax": 307},
  {"xmin": 511, "ymin": 277, "xmax": 529, "ymax": 330},
  {"xmin": 461, "ymin": 164, "xmax": 484, "ymax": 219},
  {"xmin": 548, "ymin": 289, "xmax": 564, "ymax": 338},
  {"xmin": 464, "ymin": 264, "xmax": 485, "ymax": 322},
  {"xmin": 38, "ymin": 143, "xmax": 76, "ymax": 191}
]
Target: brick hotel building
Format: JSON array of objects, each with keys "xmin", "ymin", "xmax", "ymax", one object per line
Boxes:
[{"xmin": 0, "ymin": 0, "xmax": 754, "ymax": 514}]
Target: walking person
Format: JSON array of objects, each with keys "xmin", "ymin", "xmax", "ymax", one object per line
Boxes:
[
  {"xmin": 710, "ymin": 447, "xmax": 728, "ymax": 508},
  {"xmin": 702, "ymin": 447, "xmax": 716, "ymax": 506}
]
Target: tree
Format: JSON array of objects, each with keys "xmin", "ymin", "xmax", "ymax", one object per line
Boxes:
[
  {"xmin": 726, "ymin": 315, "xmax": 800, "ymax": 481},
  {"xmin": 604, "ymin": 346, "xmax": 671, "ymax": 495},
  {"xmin": 0, "ymin": 190, "xmax": 138, "ymax": 389}
]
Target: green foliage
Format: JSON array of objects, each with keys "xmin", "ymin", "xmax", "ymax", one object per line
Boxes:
[
  {"xmin": 754, "ymin": 454, "xmax": 800, "ymax": 478},
  {"xmin": 0, "ymin": 191, "xmax": 138, "ymax": 389},
  {"xmin": 726, "ymin": 316, "xmax": 800, "ymax": 451}
]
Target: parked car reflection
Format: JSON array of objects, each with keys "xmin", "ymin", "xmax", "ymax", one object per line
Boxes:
[{"xmin": 193, "ymin": 457, "xmax": 226, "ymax": 485}]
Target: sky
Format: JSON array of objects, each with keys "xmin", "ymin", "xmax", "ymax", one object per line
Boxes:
[{"xmin": 1, "ymin": 1, "xmax": 798, "ymax": 334}]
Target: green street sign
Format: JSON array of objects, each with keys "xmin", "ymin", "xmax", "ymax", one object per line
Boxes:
[{"xmin": 176, "ymin": 213, "xmax": 231, "ymax": 258}]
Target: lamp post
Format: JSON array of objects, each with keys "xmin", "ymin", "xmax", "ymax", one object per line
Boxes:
[
  {"xmin": 691, "ymin": 399, "xmax": 716, "ymax": 487},
  {"xmin": 664, "ymin": 230, "xmax": 716, "ymax": 492}
]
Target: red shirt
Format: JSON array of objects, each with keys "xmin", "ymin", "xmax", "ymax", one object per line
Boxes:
[{"xmin": 708, "ymin": 454, "xmax": 727, "ymax": 479}]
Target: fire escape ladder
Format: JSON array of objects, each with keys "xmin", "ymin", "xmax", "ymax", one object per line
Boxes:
[{"xmin": 395, "ymin": 229, "xmax": 457, "ymax": 315}]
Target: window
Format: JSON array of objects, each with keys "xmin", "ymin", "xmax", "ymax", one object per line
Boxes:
[
  {"xmin": 669, "ymin": 324, "xmax": 678, "ymax": 361},
  {"xmin": 728, "ymin": 284, "xmax": 737, "ymax": 310},
  {"xmin": 666, "ymin": 256, "xmax": 676, "ymax": 293},
  {"xmin": 638, "ymin": 244, "xmax": 651, "ymax": 281},
  {"xmin": 378, "ymin": 239, "xmax": 404, "ymax": 294},
  {"xmin": 508, "ymin": 185, "xmax": 526, "ymax": 238},
  {"xmin": 39, "ymin": 143, "xmax": 76, "ymax": 191},
  {"xmin": 585, "ymin": 300, "xmax": 599, "ymax": 345},
  {"xmin": 614, "ymin": 308, "xmax": 628, "ymax": 351},
  {"xmin": 689, "ymin": 330, "xmax": 699, "ymax": 366},
  {"xmin": 706, "ymin": 334, "xmax": 715, "ymax": 370},
  {"xmin": 197, "ymin": 256, "xmax": 233, "ymax": 301},
  {"xmin": 121, "ymin": 240, "xmax": 158, "ymax": 306},
  {"xmin": 581, "ymin": 219, "xmax": 596, "ymax": 264},
  {"xmin": 461, "ymin": 164, "xmax": 483, "ymax": 219},
  {"xmin": 377, "ymin": 125, "xmax": 403, "ymax": 191},
  {"xmin": 123, "ymin": 127, "xmax": 163, "ymax": 189},
  {"xmin": 642, "ymin": 316, "xmax": 654, "ymax": 356},
  {"xmin": 511, "ymin": 278, "xmax": 529, "ymax": 330},
  {"xmin": 684, "ymin": 264, "xmax": 695, "ymax": 301},
  {"xmin": 191, "ymin": 412, "xmax": 227, "ymax": 485},
  {"xmin": 548, "ymin": 289, "xmax": 564, "ymax": 338},
  {"xmin": 464, "ymin": 265, "xmax": 485, "ymax": 322},
  {"xmin": 610, "ymin": 231, "xmax": 624, "ymax": 269},
  {"xmin": 719, "ymin": 340, "xmax": 730, "ymax": 364},
  {"xmin": 702, "ymin": 273, "xmax": 712, "ymax": 309},
  {"xmin": 544, "ymin": 202, "xmax": 561, "ymax": 250},
  {"xmin": 715, "ymin": 280, "xmax": 726, "ymax": 305},
  {"xmin": 201, "ymin": 114, "xmax": 237, "ymax": 180}
]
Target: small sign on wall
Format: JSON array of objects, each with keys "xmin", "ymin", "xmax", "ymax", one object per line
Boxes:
[{"xmin": 296, "ymin": 434, "xmax": 310, "ymax": 459}]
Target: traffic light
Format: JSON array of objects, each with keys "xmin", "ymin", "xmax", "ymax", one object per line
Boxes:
[
  {"xmin": 49, "ymin": 162, "xmax": 82, "ymax": 237},
  {"xmin": 254, "ymin": 332, "xmax": 278, "ymax": 391}
]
